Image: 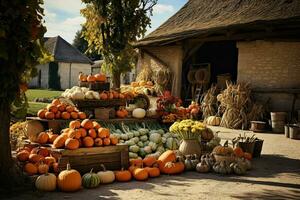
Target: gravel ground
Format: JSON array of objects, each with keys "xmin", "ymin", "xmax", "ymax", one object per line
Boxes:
[{"xmin": 2, "ymin": 126, "xmax": 300, "ymax": 200}]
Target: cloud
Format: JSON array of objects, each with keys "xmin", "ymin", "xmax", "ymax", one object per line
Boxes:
[
  {"xmin": 44, "ymin": 0, "xmax": 85, "ymax": 15},
  {"xmin": 44, "ymin": 9, "xmax": 57, "ymax": 22},
  {"xmin": 44, "ymin": 16, "xmax": 85, "ymax": 43},
  {"xmin": 153, "ymin": 4, "xmax": 174, "ymax": 14}
]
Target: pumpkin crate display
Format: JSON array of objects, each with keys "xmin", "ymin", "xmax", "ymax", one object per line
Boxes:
[
  {"xmin": 72, "ymin": 99, "xmax": 126, "ymax": 109},
  {"xmin": 51, "ymin": 145, "xmax": 129, "ymax": 173}
]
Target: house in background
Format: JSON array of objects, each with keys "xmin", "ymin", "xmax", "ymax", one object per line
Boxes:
[
  {"xmin": 135, "ymin": 0, "xmax": 300, "ymax": 112},
  {"xmin": 29, "ymin": 36, "xmax": 93, "ymax": 90}
]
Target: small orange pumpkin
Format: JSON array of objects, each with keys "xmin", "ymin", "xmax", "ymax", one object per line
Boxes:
[
  {"xmin": 24, "ymin": 163, "xmax": 38, "ymax": 175},
  {"xmin": 79, "ymin": 73, "xmax": 87, "ymax": 82},
  {"xmin": 110, "ymin": 136, "xmax": 118, "ymax": 145},
  {"xmin": 61, "ymin": 112, "xmax": 71, "ymax": 120},
  {"xmin": 38, "ymin": 162, "xmax": 49, "ymax": 174},
  {"xmin": 81, "ymin": 119, "xmax": 94, "ymax": 130},
  {"xmin": 92, "ymin": 121, "xmax": 101, "ymax": 129},
  {"xmin": 94, "ymin": 73, "xmax": 106, "ymax": 82},
  {"xmin": 78, "ymin": 128, "xmax": 87, "ymax": 138},
  {"xmin": 78, "ymin": 112, "xmax": 87, "ymax": 119},
  {"xmin": 115, "ymin": 168, "xmax": 132, "ymax": 182},
  {"xmin": 87, "ymin": 74, "xmax": 96, "ymax": 82},
  {"xmin": 88, "ymin": 129, "xmax": 97, "ymax": 139},
  {"xmin": 130, "ymin": 159, "xmax": 143, "ymax": 167},
  {"xmin": 48, "ymin": 133, "xmax": 59, "ymax": 143},
  {"xmin": 65, "ymin": 138, "xmax": 80, "ymax": 150},
  {"xmin": 37, "ymin": 109, "xmax": 47, "ymax": 119},
  {"xmin": 145, "ymin": 167, "xmax": 160, "ymax": 178},
  {"xmin": 55, "ymin": 111, "xmax": 61, "ymax": 119},
  {"xmin": 37, "ymin": 132, "xmax": 49, "ymax": 144},
  {"xmin": 98, "ymin": 128, "xmax": 110, "ymax": 138},
  {"xmin": 233, "ymin": 147, "xmax": 244, "ymax": 158},
  {"xmin": 94, "ymin": 138, "xmax": 103, "ymax": 147},
  {"xmin": 57, "ymin": 104, "xmax": 66, "ymax": 112},
  {"xmin": 103, "ymin": 138, "xmax": 111, "ymax": 146},
  {"xmin": 51, "ymin": 99, "xmax": 61, "ymax": 106},
  {"xmin": 70, "ymin": 112, "xmax": 78, "ymax": 119},
  {"xmin": 69, "ymin": 120, "xmax": 81, "ymax": 129},
  {"xmin": 99, "ymin": 92, "xmax": 108, "ymax": 100},
  {"xmin": 143, "ymin": 156, "xmax": 157, "ymax": 167},
  {"xmin": 45, "ymin": 111, "xmax": 55, "ymax": 120},
  {"xmin": 44, "ymin": 156, "xmax": 56, "ymax": 166},
  {"xmin": 17, "ymin": 150, "xmax": 30, "ymax": 162},
  {"xmin": 244, "ymin": 152, "xmax": 252, "ymax": 160},
  {"xmin": 133, "ymin": 168, "xmax": 148, "ymax": 181},
  {"xmin": 53, "ymin": 135, "xmax": 67, "ymax": 149},
  {"xmin": 29, "ymin": 154, "xmax": 44, "ymax": 163},
  {"xmin": 57, "ymin": 164, "xmax": 82, "ymax": 192},
  {"xmin": 47, "ymin": 104, "xmax": 58, "ymax": 113},
  {"xmin": 66, "ymin": 105, "xmax": 74, "ymax": 113},
  {"xmin": 83, "ymin": 136, "xmax": 94, "ymax": 147}
]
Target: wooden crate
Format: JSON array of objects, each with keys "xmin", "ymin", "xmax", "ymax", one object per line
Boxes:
[
  {"xmin": 51, "ymin": 145, "xmax": 129, "ymax": 173},
  {"xmin": 72, "ymin": 99, "xmax": 126, "ymax": 108}
]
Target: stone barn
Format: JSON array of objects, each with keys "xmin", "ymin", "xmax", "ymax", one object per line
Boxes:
[
  {"xmin": 29, "ymin": 36, "xmax": 93, "ymax": 90},
  {"xmin": 135, "ymin": 0, "xmax": 300, "ymax": 113}
]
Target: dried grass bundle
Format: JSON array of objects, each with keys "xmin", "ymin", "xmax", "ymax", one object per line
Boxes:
[
  {"xmin": 201, "ymin": 85, "xmax": 218, "ymax": 119},
  {"xmin": 153, "ymin": 68, "xmax": 172, "ymax": 94},
  {"xmin": 136, "ymin": 67, "xmax": 153, "ymax": 82}
]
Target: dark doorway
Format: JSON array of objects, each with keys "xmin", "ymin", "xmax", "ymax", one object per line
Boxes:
[
  {"xmin": 182, "ymin": 41, "xmax": 238, "ymax": 101},
  {"xmin": 38, "ymin": 70, "xmax": 41, "ymax": 88}
]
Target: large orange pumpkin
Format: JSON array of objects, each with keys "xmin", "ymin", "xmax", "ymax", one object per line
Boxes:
[
  {"xmin": 53, "ymin": 135, "xmax": 66, "ymax": 149},
  {"xmin": 145, "ymin": 167, "xmax": 160, "ymax": 178},
  {"xmin": 133, "ymin": 168, "xmax": 148, "ymax": 181},
  {"xmin": 98, "ymin": 128, "xmax": 110, "ymax": 138},
  {"xmin": 143, "ymin": 156, "xmax": 157, "ymax": 167},
  {"xmin": 160, "ymin": 162, "xmax": 185, "ymax": 175},
  {"xmin": 57, "ymin": 164, "xmax": 82, "ymax": 192}
]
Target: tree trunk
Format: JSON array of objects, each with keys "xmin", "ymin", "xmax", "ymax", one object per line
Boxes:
[
  {"xmin": 112, "ymin": 71, "xmax": 121, "ymax": 89},
  {"xmin": 0, "ymin": 100, "xmax": 23, "ymax": 189}
]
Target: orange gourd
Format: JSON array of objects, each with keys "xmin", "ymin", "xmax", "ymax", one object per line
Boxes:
[
  {"xmin": 65, "ymin": 138, "xmax": 80, "ymax": 150},
  {"xmin": 115, "ymin": 169, "xmax": 132, "ymax": 182},
  {"xmin": 66, "ymin": 105, "xmax": 74, "ymax": 113},
  {"xmin": 99, "ymin": 92, "xmax": 108, "ymax": 100},
  {"xmin": 53, "ymin": 135, "xmax": 66, "ymax": 149},
  {"xmin": 17, "ymin": 150, "xmax": 30, "ymax": 162},
  {"xmin": 24, "ymin": 163, "xmax": 38, "ymax": 175},
  {"xmin": 57, "ymin": 164, "xmax": 82, "ymax": 192},
  {"xmin": 133, "ymin": 168, "xmax": 148, "ymax": 181},
  {"xmin": 116, "ymin": 109, "xmax": 127, "ymax": 118},
  {"xmin": 78, "ymin": 128, "xmax": 87, "ymax": 137},
  {"xmin": 47, "ymin": 105, "xmax": 58, "ymax": 113},
  {"xmin": 110, "ymin": 136, "xmax": 118, "ymax": 145},
  {"xmin": 233, "ymin": 147, "xmax": 244, "ymax": 158},
  {"xmin": 45, "ymin": 111, "xmax": 55, "ymax": 120},
  {"xmin": 98, "ymin": 128, "xmax": 110, "ymax": 138},
  {"xmin": 94, "ymin": 73, "xmax": 106, "ymax": 82},
  {"xmin": 244, "ymin": 152, "xmax": 252, "ymax": 160},
  {"xmin": 145, "ymin": 167, "xmax": 160, "ymax": 178},
  {"xmin": 61, "ymin": 112, "xmax": 71, "ymax": 120},
  {"xmin": 57, "ymin": 104, "xmax": 66, "ymax": 112},
  {"xmin": 37, "ymin": 132, "xmax": 49, "ymax": 144},
  {"xmin": 103, "ymin": 138, "xmax": 111, "ymax": 146},
  {"xmin": 88, "ymin": 129, "xmax": 97, "ymax": 138},
  {"xmin": 94, "ymin": 138, "xmax": 103, "ymax": 146},
  {"xmin": 69, "ymin": 120, "xmax": 81, "ymax": 129},
  {"xmin": 70, "ymin": 112, "xmax": 78, "ymax": 119},
  {"xmin": 38, "ymin": 162, "xmax": 49, "ymax": 174},
  {"xmin": 44, "ymin": 156, "xmax": 56, "ymax": 166},
  {"xmin": 48, "ymin": 133, "xmax": 59, "ymax": 143},
  {"xmin": 160, "ymin": 162, "xmax": 185, "ymax": 174},
  {"xmin": 29, "ymin": 154, "xmax": 44, "ymax": 163},
  {"xmin": 55, "ymin": 111, "xmax": 61, "ymax": 119},
  {"xmin": 87, "ymin": 74, "xmax": 96, "ymax": 82},
  {"xmin": 51, "ymin": 99, "xmax": 61, "ymax": 106},
  {"xmin": 93, "ymin": 121, "xmax": 101, "ymax": 129},
  {"xmin": 78, "ymin": 112, "xmax": 87, "ymax": 119},
  {"xmin": 130, "ymin": 159, "xmax": 143, "ymax": 167},
  {"xmin": 83, "ymin": 136, "xmax": 94, "ymax": 147},
  {"xmin": 79, "ymin": 73, "xmax": 87, "ymax": 82},
  {"xmin": 37, "ymin": 109, "xmax": 47, "ymax": 119},
  {"xmin": 143, "ymin": 156, "xmax": 157, "ymax": 167},
  {"xmin": 81, "ymin": 119, "xmax": 94, "ymax": 130}
]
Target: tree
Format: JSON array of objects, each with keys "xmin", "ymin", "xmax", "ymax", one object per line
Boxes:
[
  {"xmin": 81, "ymin": 0, "xmax": 157, "ymax": 88},
  {"xmin": 0, "ymin": 0, "xmax": 47, "ymax": 188},
  {"xmin": 73, "ymin": 28, "xmax": 102, "ymax": 61}
]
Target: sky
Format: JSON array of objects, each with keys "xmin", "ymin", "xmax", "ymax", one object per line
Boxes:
[{"xmin": 43, "ymin": 0, "xmax": 187, "ymax": 44}]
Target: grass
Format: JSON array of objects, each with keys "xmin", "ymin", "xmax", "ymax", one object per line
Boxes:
[
  {"xmin": 26, "ymin": 89, "xmax": 62, "ymax": 102},
  {"xmin": 26, "ymin": 89, "xmax": 63, "ymax": 115}
]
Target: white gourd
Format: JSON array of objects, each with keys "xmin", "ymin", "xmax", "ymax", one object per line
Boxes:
[
  {"xmin": 206, "ymin": 116, "xmax": 221, "ymax": 126},
  {"xmin": 132, "ymin": 108, "xmax": 146, "ymax": 119},
  {"xmin": 97, "ymin": 164, "xmax": 115, "ymax": 184}
]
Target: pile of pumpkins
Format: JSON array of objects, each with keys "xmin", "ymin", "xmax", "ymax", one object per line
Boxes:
[
  {"xmin": 34, "ymin": 150, "xmax": 185, "ymax": 192},
  {"xmin": 78, "ymin": 72, "xmax": 107, "ymax": 83},
  {"xmin": 16, "ymin": 145, "xmax": 59, "ymax": 176},
  {"xmin": 50, "ymin": 119, "xmax": 118, "ymax": 150},
  {"xmin": 37, "ymin": 99, "xmax": 87, "ymax": 120}
]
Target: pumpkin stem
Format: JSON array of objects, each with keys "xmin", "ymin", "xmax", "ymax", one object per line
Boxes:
[
  {"xmin": 90, "ymin": 168, "xmax": 94, "ymax": 173},
  {"xmin": 66, "ymin": 163, "xmax": 71, "ymax": 170},
  {"xmin": 100, "ymin": 164, "xmax": 106, "ymax": 171}
]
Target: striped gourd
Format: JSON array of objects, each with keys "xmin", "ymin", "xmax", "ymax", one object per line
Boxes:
[{"xmin": 82, "ymin": 169, "xmax": 100, "ymax": 188}]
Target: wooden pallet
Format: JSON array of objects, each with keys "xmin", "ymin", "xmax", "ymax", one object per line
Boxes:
[{"xmin": 51, "ymin": 145, "xmax": 129, "ymax": 173}]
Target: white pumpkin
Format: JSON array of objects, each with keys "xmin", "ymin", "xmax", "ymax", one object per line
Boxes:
[
  {"xmin": 92, "ymin": 91, "xmax": 100, "ymax": 100},
  {"xmin": 132, "ymin": 108, "xmax": 146, "ymax": 119},
  {"xmin": 205, "ymin": 116, "xmax": 221, "ymax": 126},
  {"xmin": 35, "ymin": 172, "xmax": 57, "ymax": 191},
  {"xmin": 85, "ymin": 91, "xmax": 94, "ymax": 99},
  {"xmin": 97, "ymin": 164, "xmax": 115, "ymax": 184},
  {"xmin": 71, "ymin": 91, "xmax": 85, "ymax": 100}
]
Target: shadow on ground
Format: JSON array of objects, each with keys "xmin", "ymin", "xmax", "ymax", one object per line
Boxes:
[{"xmin": 231, "ymin": 189, "xmax": 300, "ymax": 200}]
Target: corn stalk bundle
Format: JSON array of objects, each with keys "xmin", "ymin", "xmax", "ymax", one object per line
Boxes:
[
  {"xmin": 217, "ymin": 82, "xmax": 253, "ymax": 129},
  {"xmin": 154, "ymin": 68, "xmax": 172, "ymax": 95},
  {"xmin": 201, "ymin": 85, "xmax": 218, "ymax": 119},
  {"xmin": 136, "ymin": 67, "xmax": 153, "ymax": 82}
]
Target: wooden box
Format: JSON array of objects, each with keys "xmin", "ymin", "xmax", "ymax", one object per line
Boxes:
[
  {"xmin": 94, "ymin": 108, "xmax": 111, "ymax": 120},
  {"xmin": 51, "ymin": 145, "xmax": 129, "ymax": 173},
  {"xmin": 89, "ymin": 82, "xmax": 110, "ymax": 91},
  {"xmin": 72, "ymin": 99, "xmax": 126, "ymax": 109}
]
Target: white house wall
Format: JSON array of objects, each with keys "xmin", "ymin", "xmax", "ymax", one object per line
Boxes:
[{"xmin": 28, "ymin": 63, "xmax": 49, "ymax": 88}]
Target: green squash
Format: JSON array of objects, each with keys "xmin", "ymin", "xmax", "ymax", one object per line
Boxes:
[{"xmin": 82, "ymin": 169, "xmax": 100, "ymax": 188}]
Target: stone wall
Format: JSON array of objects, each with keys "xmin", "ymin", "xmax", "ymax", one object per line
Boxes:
[
  {"xmin": 138, "ymin": 45, "xmax": 183, "ymax": 96},
  {"xmin": 237, "ymin": 40, "xmax": 300, "ymax": 112}
]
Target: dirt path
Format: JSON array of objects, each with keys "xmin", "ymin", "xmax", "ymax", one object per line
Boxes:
[{"xmin": 2, "ymin": 127, "xmax": 300, "ymax": 200}]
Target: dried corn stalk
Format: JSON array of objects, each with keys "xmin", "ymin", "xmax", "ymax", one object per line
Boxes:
[
  {"xmin": 136, "ymin": 67, "xmax": 153, "ymax": 82},
  {"xmin": 201, "ymin": 85, "xmax": 217, "ymax": 119},
  {"xmin": 153, "ymin": 68, "xmax": 172, "ymax": 95}
]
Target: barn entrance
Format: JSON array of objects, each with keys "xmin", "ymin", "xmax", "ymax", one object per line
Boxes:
[{"xmin": 181, "ymin": 41, "xmax": 238, "ymax": 103}]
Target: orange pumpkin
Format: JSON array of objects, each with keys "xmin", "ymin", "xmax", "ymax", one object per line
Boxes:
[
  {"xmin": 29, "ymin": 154, "xmax": 44, "ymax": 163},
  {"xmin": 44, "ymin": 156, "xmax": 56, "ymax": 166},
  {"xmin": 87, "ymin": 74, "xmax": 96, "ymax": 82},
  {"xmin": 81, "ymin": 119, "xmax": 94, "ymax": 130},
  {"xmin": 160, "ymin": 162, "xmax": 185, "ymax": 174},
  {"xmin": 110, "ymin": 136, "xmax": 118, "ymax": 145},
  {"xmin": 145, "ymin": 167, "xmax": 160, "ymax": 178},
  {"xmin": 116, "ymin": 109, "xmax": 127, "ymax": 118},
  {"xmin": 57, "ymin": 164, "xmax": 82, "ymax": 192},
  {"xmin": 61, "ymin": 112, "xmax": 71, "ymax": 120},
  {"xmin": 37, "ymin": 132, "xmax": 49, "ymax": 144},
  {"xmin": 92, "ymin": 121, "xmax": 101, "ymax": 129},
  {"xmin": 47, "ymin": 104, "xmax": 58, "ymax": 113},
  {"xmin": 70, "ymin": 112, "xmax": 78, "ymax": 119},
  {"xmin": 98, "ymin": 128, "xmax": 110, "ymax": 138},
  {"xmin": 55, "ymin": 111, "xmax": 61, "ymax": 119},
  {"xmin": 233, "ymin": 147, "xmax": 244, "ymax": 158},
  {"xmin": 94, "ymin": 73, "xmax": 106, "ymax": 82},
  {"xmin": 128, "ymin": 165, "xmax": 137, "ymax": 174},
  {"xmin": 45, "ymin": 111, "xmax": 55, "ymax": 120},
  {"xmin": 66, "ymin": 105, "xmax": 74, "ymax": 113},
  {"xmin": 65, "ymin": 138, "xmax": 80, "ymax": 150},
  {"xmin": 88, "ymin": 129, "xmax": 97, "ymax": 139},
  {"xmin": 94, "ymin": 138, "xmax": 103, "ymax": 147},
  {"xmin": 38, "ymin": 162, "xmax": 49, "ymax": 174},
  {"xmin": 143, "ymin": 156, "xmax": 157, "ymax": 167},
  {"xmin": 24, "ymin": 163, "xmax": 38, "ymax": 175},
  {"xmin": 82, "ymin": 136, "xmax": 94, "ymax": 147},
  {"xmin": 52, "ymin": 162, "xmax": 59, "ymax": 173},
  {"xmin": 51, "ymin": 99, "xmax": 61, "ymax": 106},
  {"xmin": 31, "ymin": 147, "xmax": 49, "ymax": 157},
  {"xmin": 78, "ymin": 128, "xmax": 87, "ymax": 137},
  {"xmin": 244, "ymin": 152, "xmax": 252, "ymax": 160},
  {"xmin": 99, "ymin": 92, "xmax": 108, "ymax": 100},
  {"xmin": 17, "ymin": 150, "xmax": 30, "ymax": 162},
  {"xmin": 130, "ymin": 159, "xmax": 143, "ymax": 167},
  {"xmin": 79, "ymin": 73, "xmax": 87, "ymax": 82},
  {"xmin": 78, "ymin": 112, "xmax": 87, "ymax": 119},
  {"xmin": 157, "ymin": 150, "xmax": 177, "ymax": 171},
  {"xmin": 103, "ymin": 138, "xmax": 111, "ymax": 146},
  {"xmin": 37, "ymin": 109, "xmax": 47, "ymax": 119},
  {"xmin": 69, "ymin": 120, "xmax": 81, "ymax": 129},
  {"xmin": 48, "ymin": 133, "xmax": 59, "ymax": 143},
  {"xmin": 57, "ymin": 104, "xmax": 66, "ymax": 112},
  {"xmin": 115, "ymin": 169, "xmax": 132, "ymax": 182},
  {"xmin": 53, "ymin": 135, "xmax": 66, "ymax": 149},
  {"xmin": 133, "ymin": 168, "xmax": 148, "ymax": 181}
]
